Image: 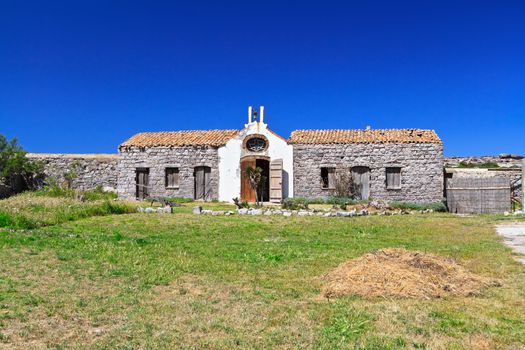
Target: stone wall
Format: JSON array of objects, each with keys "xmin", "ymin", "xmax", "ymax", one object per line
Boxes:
[
  {"xmin": 292, "ymin": 143, "xmax": 444, "ymax": 203},
  {"xmin": 26, "ymin": 153, "xmax": 118, "ymax": 191},
  {"xmin": 445, "ymin": 154, "xmax": 523, "ymax": 168},
  {"xmin": 117, "ymin": 146, "xmax": 220, "ymax": 200}
]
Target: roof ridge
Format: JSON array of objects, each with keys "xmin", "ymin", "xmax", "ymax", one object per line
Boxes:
[
  {"xmin": 288, "ymin": 128, "xmax": 441, "ymax": 145},
  {"xmin": 120, "ymin": 129, "xmax": 240, "ymax": 148}
]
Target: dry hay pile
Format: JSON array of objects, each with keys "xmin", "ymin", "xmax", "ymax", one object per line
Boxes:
[{"xmin": 322, "ymin": 248, "xmax": 500, "ymax": 299}]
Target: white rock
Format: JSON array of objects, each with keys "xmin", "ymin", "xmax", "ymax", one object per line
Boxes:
[
  {"xmin": 192, "ymin": 206, "xmax": 202, "ymax": 215},
  {"xmin": 250, "ymin": 209, "xmax": 263, "ymax": 215},
  {"xmin": 283, "ymin": 212, "xmax": 292, "ymax": 217},
  {"xmin": 238, "ymin": 208, "xmax": 249, "ymax": 215},
  {"xmin": 201, "ymin": 209, "xmax": 213, "ymax": 215}
]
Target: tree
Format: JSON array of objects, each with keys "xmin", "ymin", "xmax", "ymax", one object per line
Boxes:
[
  {"xmin": 0, "ymin": 133, "xmax": 43, "ymax": 192},
  {"xmin": 245, "ymin": 165, "xmax": 266, "ymax": 207}
]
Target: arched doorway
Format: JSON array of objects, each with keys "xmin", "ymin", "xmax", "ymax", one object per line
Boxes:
[{"xmin": 240, "ymin": 156, "xmax": 270, "ymax": 202}]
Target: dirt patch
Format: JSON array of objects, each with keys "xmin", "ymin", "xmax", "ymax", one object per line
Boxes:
[{"xmin": 322, "ymin": 248, "xmax": 500, "ymax": 299}]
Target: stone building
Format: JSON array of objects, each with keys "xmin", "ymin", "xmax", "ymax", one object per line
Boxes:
[
  {"xmin": 117, "ymin": 107, "xmax": 293, "ymax": 201},
  {"xmin": 289, "ymin": 129, "xmax": 444, "ymax": 203},
  {"xmin": 25, "ymin": 107, "xmax": 446, "ymax": 204}
]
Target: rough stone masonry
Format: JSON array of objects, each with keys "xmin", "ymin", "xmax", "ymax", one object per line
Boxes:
[
  {"xmin": 117, "ymin": 145, "xmax": 220, "ymax": 200},
  {"xmin": 26, "ymin": 153, "xmax": 118, "ymax": 191},
  {"xmin": 293, "ymin": 142, "xmax": 444, "ymax": 203}
]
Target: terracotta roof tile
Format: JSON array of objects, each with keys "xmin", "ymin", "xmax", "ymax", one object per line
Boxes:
[
  {"xmin": 120, "ymin": 130, "xmax": 239, "ymax": 148},
  {"xmin": 288, "ymin": 129, "xmax": 441, "ymax": 145}
]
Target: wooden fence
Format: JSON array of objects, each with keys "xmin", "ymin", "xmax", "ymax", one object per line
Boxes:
[{"xmin": 446, "ymin": 176, "xmax": 511, "ymax": 214}]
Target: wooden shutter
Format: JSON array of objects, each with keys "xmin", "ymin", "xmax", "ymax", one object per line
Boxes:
[
  {"xmin": 165, "ymin": 168, "xmax": 179, "ymax": 188},
  {"xmin": 386, "ymin": 167, "xmax": 401, "ymax": 189},
  {"xmin": 270, "ymin": 159, "xmax": 283, "ymax": 203}
]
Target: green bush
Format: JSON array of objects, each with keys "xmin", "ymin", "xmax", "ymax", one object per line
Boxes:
[
  {"xmin": 282, "ymin": 198, "xmax": 310, "ymax": 210},
  {"xmin": 35, "ymin": 178, "xmax": 76, "ymax": 198},
  {"xmin": 457, "ymin": 161, "xmax": 499, "ymax": 169}
]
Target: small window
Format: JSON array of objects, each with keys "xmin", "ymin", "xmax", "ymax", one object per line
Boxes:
[
  {"xmin": 321, "ymin": 167, "xmax": 335, "ymax": 189},
  {"xmin": 386, "ymin": 167, "xmax": 401, "ymax": 189},
  {"xmin": 246, "ymin": 137, "xmax": 267, "ymax": 152},
  {"xmin": 165, "ymin": 168, "xmax": 180, "ymax": 188}
]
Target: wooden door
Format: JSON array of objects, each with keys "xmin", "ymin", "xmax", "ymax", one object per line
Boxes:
[
  {"xmin": 135, "ymin": 168, "xmax": 149, "ymax": 200},
  {"xmin": 270, "ymin": 159, "xmax": 283, "ymax": 203},
  {"xmin": 194, "ymin": 166, "xmax": 211, "ymax": 200},
  {"xmin": 352, "ymin": 166, "xmax": 370, "ymax": 200},
  {"xmin": 240, "ymin": 158, "xmax": 256, "ymax": 202},
  {"xmin": 203, "ymin": 167, "xmax": 212, "ymax": 201}
]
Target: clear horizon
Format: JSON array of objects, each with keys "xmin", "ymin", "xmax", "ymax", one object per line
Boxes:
[{"xmin": 1, "ymin": 1, "xmax": 524, "ymax": 157}]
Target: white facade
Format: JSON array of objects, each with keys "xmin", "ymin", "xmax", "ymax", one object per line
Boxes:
[{"xmin": 218, "ymin": 108, "xmax": 293, "ymax": 202}]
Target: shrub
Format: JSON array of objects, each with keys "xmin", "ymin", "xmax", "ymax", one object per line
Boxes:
[
  {"xmin": 457, "ymin": 161, "xmax": 499, "ymax": 169},
  {"xmin": 233, "ymin": 197, "xmax": 249, "ymax": 209},
  {"xmin": 0, "ymin": 133, "xmax": 44, "ymax": 192},
  {"xmin": 282, "ymin": 198, "xmax": 309, "ymax": 210}
]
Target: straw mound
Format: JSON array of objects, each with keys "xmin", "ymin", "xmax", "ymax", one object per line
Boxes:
[{"xmin": 322, "ymin": 248, "xmax": 500, "ymax": 299}]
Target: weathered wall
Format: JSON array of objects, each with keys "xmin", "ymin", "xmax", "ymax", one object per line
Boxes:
[
  {"xmin": 445, "ymin": 168, "xmax": 522, "ymax": 205},
  {"xmin": 445, "ymin": 155, "xmax": 523, "ymax": 168},
  {"xmin": 26, "ymin": 153, "xmax": 118, "ymax": 191},
  {"xmin": 117, "ymin": 146, "xmax": 220, "ymax": 200},
  {"xmin": 218, "ymin": 121, "xmax": 293, "ymax": 202},
  {"xmin": 292, "ymin": 143, "xmax": 444, "ymax": 203}
]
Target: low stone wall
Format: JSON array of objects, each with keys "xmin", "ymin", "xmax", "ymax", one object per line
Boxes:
[
  {"xmin": 445, "ymin": 155, "xmax": 523, "ymax": 168},
  {"xmin": 117, "ymin": 146, "xmax": 220, "ymax": 200},
  {"xmin": 26, "ymin": 153, "xmax": 118, "ymax": 191},
  {"xmin": 293, "ymin": 143, "xmax": 444, "ymax": 203}
]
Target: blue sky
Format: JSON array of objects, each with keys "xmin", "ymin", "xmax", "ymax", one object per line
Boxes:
[{"xmin": 1, "ymin": 0, "xmax": 524, "ymax": 156}]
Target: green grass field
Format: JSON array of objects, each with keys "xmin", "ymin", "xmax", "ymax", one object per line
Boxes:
[{"xmin": 0, "ymin": 196, "xmax": 524, "ymax": 349}]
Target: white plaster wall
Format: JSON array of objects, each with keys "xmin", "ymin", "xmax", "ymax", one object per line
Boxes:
[
  {"xmin": 218, "ymin": 136, "xmax": 243, "ymax": 202},
  {"xmin": 218, "ymin": 121, "xmax": 293, "ymax": 202}
]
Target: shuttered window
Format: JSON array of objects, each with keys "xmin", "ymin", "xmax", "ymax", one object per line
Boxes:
[
  {"xmin": 321, "ymin": 167, "xmax": 336, "ymax": 189},
  {"xmin": 165, "ymin": 168, "xmax": 180, "ymax": 188},
  {"xmin": 386, "ymin": 167, "xmax": 401, "ymax": 189}
]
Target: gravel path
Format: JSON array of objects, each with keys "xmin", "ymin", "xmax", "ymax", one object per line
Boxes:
[{"xmin": 496, "ymin": 222, "xmax": 525, "ymax": 265}]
